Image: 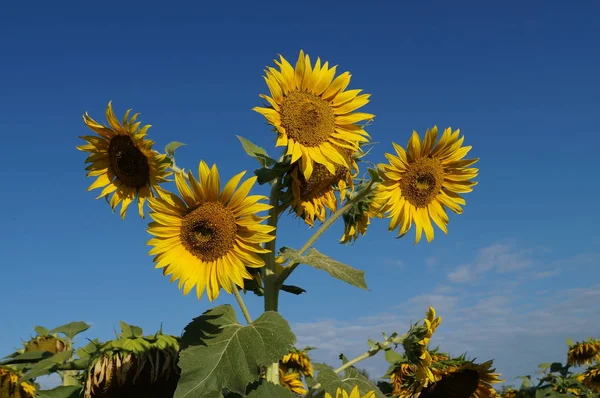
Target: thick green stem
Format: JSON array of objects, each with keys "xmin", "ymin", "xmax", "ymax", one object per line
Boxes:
[
  {"xmin": 276, "ymin": 180, "xmax": 376, "ymax": 287},
  {"xmin": 232, "ymin": 282, "xmax": 252, "ymax": 324}
]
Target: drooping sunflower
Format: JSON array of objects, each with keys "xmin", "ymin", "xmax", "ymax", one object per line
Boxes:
[
  {"xmin": 567, "ymin": 338, "xmax": 600, "ymax": 367},
  {"xmin": 579, "ymin": 364, "xmax": 600, "ymax": 391},
  {"xmin": 82, "ymin": 324, "xmax": 180, "ymax": 398},
  {"xmin": 420, "ymin": 360, "xmax": 503, "ymax": 398},
  {"xmin": 253, "ymin": 50, "xmax": 373, "ymax": 180},
  {"xmin": 279, "ymin": 369, "xmax": 307, "ymax": 395},
  {"xmin": 77, "ymin": 101, "xmax": 171, "ymax": 218},
  {"xmin": 280, "ymin": 349, "xmax": 314, "ymax": 378},
  {"xmin": 402, "ymin": 307, "xmax": 442, "ymax": 386},
  {"xmin": 324, "ymin": 386, "xmax": 376, "ymax": 398},
  {"xmin": 388, "ymin": 362, "xmax": 416, "ymax": 396},
  {"xmin": 0, "ymin": 366, "xmax": 36, "ymax": 398},
  {"xmin": 23, "ymin": 334, "xmax": 68, "ymax": 354},
  {"xmin": 288, "ymin": 148, "xmax": 358, "ymax": 226},
  {"xmin": 147, "ymin": 161, "xmax": 275, "ymax": 301},
  {"xmin": 374, "ymin": 126, "xmax": 479, "ymax": 243}
]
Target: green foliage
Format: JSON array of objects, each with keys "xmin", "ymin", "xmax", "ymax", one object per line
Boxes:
[
  {"xmin": 20, "ymin": 349, "xmax": 72, "ymax": 380},
  {"xmin": 313, "ymin": 363, "xmax": 385, "ymax": 398},
  {"xmin": 236, "ymin": 135, "xmax": 276, "ymax": 168},
  {"xmin": 245, "ymin": 382, "xmax": 298, "ymax": 398},
  {"xmin": 37, "ymin": 386, "xmax": 83, "ymax": 398},
  {"xmin": 48, "ymin": 321, "xmax": 90, "ymax": 340},
  {"xmin": 118, "ymin": 321, "xmax": 144, "ymax": 338},
  {"xmin": 280, "ymin": 247, "xmax": 368, "ymax": 290},
  {"xmin": 175, "ymin": 305, "xmax": 295, "ymax": 397},
  {"xmin": 165, "ymin": 141, "xmax": 186, "ymax": 157}
]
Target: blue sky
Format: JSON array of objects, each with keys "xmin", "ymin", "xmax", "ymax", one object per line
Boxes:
[{"xmin": 1, "ymin": 0, "xmax": 599, "ymax": 390}]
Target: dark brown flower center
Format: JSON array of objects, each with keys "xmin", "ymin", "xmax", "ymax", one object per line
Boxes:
[
  {"xmin": 399, "ymin": 157, "xmax": 444, "ymax": 207},
  {"xmin": 280, "ymin": 91, "xmax": 335, "ymax": 147},
  {"xmin": 298, "ymin": 163, "xmax": 348, "ymax": 201},
  {"xmin": 180, "ymin": 202, "xmax": 237, "ymax": 262},
  {"xmin": 108, "ymin": 135, "xmax": 150, "ymax": 189},
  {"xmin": 419, "ymin": 369, "xmax": 480, "ymax": 398}
]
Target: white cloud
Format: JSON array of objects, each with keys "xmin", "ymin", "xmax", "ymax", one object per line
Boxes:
[
  {"xmin": 383, "ymin": 258, "xmax": 404, "ymax": 267},
  {"xmin": 447, "ymin": 265, "xmax": 473, "ymax": 283}
]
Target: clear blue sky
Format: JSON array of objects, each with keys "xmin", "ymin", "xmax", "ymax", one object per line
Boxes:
[{"xmin": 1, "ymin": 0, "xmax": 599, "ymax": 389}]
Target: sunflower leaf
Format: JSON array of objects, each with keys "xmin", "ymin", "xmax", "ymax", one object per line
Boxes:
[
  {"xmin": 175, "ymin": 304, "xmax": 296, "ymax": 397},
  {"xmin": 313, "ymin": 364, "xmax": 385, "ymax": 398},
  {"xmin": 254, "ymin": 162, "xmax": 289, "ymax": 185},
  {"xmin": 280, "ymin": 247, "xmax": 368, "ymax": 290},
  {"xmin": 48, "ymin": 321, "xmax": 90, "ymax": 340},
  {"xmin": 367, "ymin": 167, "xmax": 382, "ymax": 183},
  {"xmin": 0, "ymin": 350, "xmax": 54, "ymax": 365},
  {"xmin": 20, "ymin": 349, "xmax": 73, "ymax": 380},
  {"xmin": 246, "ymin": 382, "xmax": 297, "ymax": 398},
  {"xmin": 165, "ymin": 141, "xmax": 186, "ymax": 157},
  {"xmin": 236, "ymin": 135, "xmax": 276, "ymax": 168},
  {"xmin": 119, "ymin": 321, "xmax": 144, "ymax": 338},
  {"xmin": 34, "ymin": 326, "xmax": 49, "ymax": 335},
  {"xmin": 37, "ymin": 385, "xmax": 83, "ymax": 398}
]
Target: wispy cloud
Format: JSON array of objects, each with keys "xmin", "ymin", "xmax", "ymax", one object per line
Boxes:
[{"xmin": 383, "ymin": 258, "xmax": 404, "ymax": 268}]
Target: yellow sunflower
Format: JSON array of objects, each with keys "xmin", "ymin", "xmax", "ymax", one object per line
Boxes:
[
  {"xmin": 579, "ymin": 364, "xmax": 600, "ymax": 391},
  {"xmin": 325, "ymin": 386, "xmax": 375, "ymax": 398},
  {"xmin": 279, "ymin": 369, "xmax": 307, "ymax": 395},
  {"xmin": 253, "ymin": 50, "xmax": 373, "ymax": 180},
  {"xmin": 0, "ymin": 367, "xmax": 36, "ymax": 398},
  {"xmin": 289, "ymin": 149, "xmax": 358, "ymax": 226},
  {"xmin": 280, "ymin": 349, "xmax": 314, "ymax": 378},
  {"xmin": 567, "ymin": 339, "xmax": 600, "ymax": 367},
  {"xmin": 77, "ymin": 101, "xmax": 171, "ymax": 218},
  {"xmin": 402, "ymin": 307, "xmax": 442, "ymax": 386},
  {"xmin": 389, "ymin": 363, "xmax": 416, "ymax": 396},
  {"xmin": 147, "ymin": 161, "xmax": 275, "ymax": 301},
  {"xmin": 421, "ymin": 360, "xmax": 503, "ymax": 398},
  {"xmin": 374, "ymin": 126, "xmax": 479, "ymax": 243}
]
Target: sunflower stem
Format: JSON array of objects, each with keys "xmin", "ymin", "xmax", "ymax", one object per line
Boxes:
[
  {"xmin": 232, "ymin": 283, "xmax": 252, "ymax": 324},
  {"xmin": 275, "ymin": 180, "xmax": 376, "ymax": 288}
]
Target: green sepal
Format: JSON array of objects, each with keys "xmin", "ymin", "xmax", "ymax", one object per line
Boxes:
[
  {"xmin": 236, "ymin": 135, "xmax": 276, "ymax": 168},
  {"xmin": 165, "ymin": 141, "xmax": 186, "ymax": 157}
]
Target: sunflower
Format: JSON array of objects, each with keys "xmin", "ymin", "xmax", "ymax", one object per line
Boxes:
[
  {"xmin": 280, "ymin": 349, "xmax": 314, "ymax": 378},
  {"xmin": 389, "ymin": 363, "xmax": 416, "ymax": 396},
  {"xmin": 253, "ymin": 50, "xmax": 373, "ymax": 181},
  {"xmin": 420, "ymin": 360, "xmax": 503, "ymax": 398},
  {"xmin": 0, "ymin": 366, "xmax": 36, "ymax": 398},
  {"xmin": 279, "ymin": 369, "xmax": 307, "ymax": 395},
  {"xmin": 288, "ymin": 149, "xmax": 358, "ymax": 226},
  {"xmin": 579, "ymin": 364, "xmax": 600, "ymax": 391},
  {"xmin": 82, "ymin": 325, "xmax": 180, "ymax": 398},
  {"xmin": 374, "ymin": 126, "xmax": 479, "ymax": 243},
  {"xmin": 402, "ymin": 307, "xmax": 442, "ymax": 386},
  {"xmin": 23, "ymin": 335, "xmax": 68, "ymax": 354},
  {"xmin": 567, "ymin": 339, "xmax": 600, "ymax": 367},
  {"xmin": 77, "ymin": 101, "xmax": 171, "ymax": 218},
  {"xmin": 339, "ymin": 184, "xmax": 378, "ymax": 244},
  {"xmin": 147, "ymin": 161, "xmax": 275, "ymax": 301},
  {"xmin": 502, "ymin": 388, "xmax": 517, "ymax": 398},
  {"xmin": 325, "ymin": 386, "xmax": 376, "ymax": 398}
]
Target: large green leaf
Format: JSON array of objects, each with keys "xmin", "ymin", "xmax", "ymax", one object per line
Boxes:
[
  {"xmin": 535, "ymin": 387, "xmax": 576, "ymax": 398},
  {"xmin": 314, "ymin": 364, "xmax": 384, "ymax": 398},
  {"xmin": 21, "ymin": 350, "xmax": 73, "ymax": 380},
  {"xmin": 175, "ymin": 305, "xmax": 296, "ymax": 397},
  {"xmin": 236, "ymin": 135, "xmax": 276, "ymax": 167},
  {"xmin": 49, "ymin": 321, "xmax": 90, "ymax": 340},
  {"xmin": 281, "ymin": 247, "xmax": 368, "ymax": 290},
  {"xmin": 165, "ymin": 141, "xmax": 186, "ymax": 157},
  {"xmin": 246, "ymin": 382, "xmax": 297, "ymax": 398},
  {"xmin": 119, "ymin": 321, "xmax": 144, "ymax": 338},
  {"xmin": 37, "ymin": 386, "xmax": 82, "ymax": 398},
  {"xmin": 1, "ymin": 350, "xmax": 54, "ymax": 365}
]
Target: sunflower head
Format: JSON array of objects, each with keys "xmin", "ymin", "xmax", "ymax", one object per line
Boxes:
[
  {"xmin": 567, "ymin": 338, "xmax": 600, "ymax": 367},
  {"xmin": 77, "ymin": 101, "xmax": 172, "ymax": 218},
  {"xmin": 374, "ymin": 126, "xmax": 479, "ymax": 243},
  {"xmin": 419, "ymin": 359, "xmax": 503, "ymax": 398},
  {"xmin": 502, "ymin": 388, "xmax": 518, "ymax": 398},
  {"xmin": 387, "ymin": 362, "xmax": 416, "ymax": 396},
  {"xmin": 579, "ymin": 364, "xmax": 600, "ymax": 391},
  {"xmin": 279, "ymin": 369, "xmax": 307, "ymax": 395},
  {"xmin": 401, "ymin": 307, "xmax": 442, "ymax": 385},
  {"xmin": 0, "ymin": 366, "xmax": 36, "ymax": 398},
  {"xmin": 339, "ymin": 179, "xmax": 379, "ymax": 244},
  {"xmin": 147, "ymin": 161, "xmax": 275, "ymax": 301},
  {"xmin": 253, "ymin": 50, "xmax": 373, "ymax": 182},
  {"xmin": 82, "ymin": 324, "xmax": 180, "ymax": 398},
  {"xmin": 324, "ymin": 386, "xmax": 376, "ymax": 398},
  {"xmin": 280, "ymin": 348, "xmax": 314, "ymax": 378},
  {"xmin": 23, "ymin": 334, "xmax": 69, "ymax": 354}
]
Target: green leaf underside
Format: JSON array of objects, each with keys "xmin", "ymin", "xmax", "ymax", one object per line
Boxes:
[
  {"xmin": 175, "ymin": 305, "xmax": 296, "ymax": 397},
  {"xmin": 1, "ymin": 350, "xmax": 54, "ymax": 365},
  {"xmin": 281, "ymin": 247, "xmax": 368, "ymax": 290},
  {"xmin": 246, "ymin": 382, "xmax": 298, "ymax": 398},
  {"xmin": 165, "ymin": 141, "xmax": 186, "ymax": 157},
  {"xmin": 37, "ymin": 386, "xmax": 83, "ymax": 398},
  {"xmin": 21, "ymin": 350, "xmax": 73, "ymax": 380},
  {"xmin": 314, "ymin": 364, "xmax": 385, "ymax": 398},
  {"xmin": 236, "ymin": 135, "xmax": 276, "ymax": 168},
  {"xmin": 48, "ymin": 321, "xmax": 90, "ymax": 340}
]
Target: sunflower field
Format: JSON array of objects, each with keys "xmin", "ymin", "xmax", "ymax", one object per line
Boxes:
[{"xmin": 1, "ymin": 51, "xmax": 598, "ymax": 398}]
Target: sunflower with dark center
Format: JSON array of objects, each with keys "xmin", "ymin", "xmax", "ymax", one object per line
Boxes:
[
  {"xmin": 287, "ymin": 148, "xmax": 359, "ymax": 227},
  {"xmin": 579, "ymin": 364, "xmax": 600, "ymax": 391},
  {"xmin": 419, "ymin": 360, "xmax": 503, "ymax": 398},
  {"xmin": 77, "ymin": 101, "xmax": 171, "ymax": 219},
  {"xmin": 374, "ymin": 126, "xmax": 479, "ymax": 243},
  {"xmin": 0, "ymin": 366, "xmax": 36, "ymax": 398},
  {"xmin": 567, "ymin": 339, "xmax": 600, "ymax": 367},
  {"xmin": 253, "ymin": 50, "xmax": 373, "ymax": 181},
  {"xmin": 147, "ymin": 161, "xmax": 275, "ymax": 301}
]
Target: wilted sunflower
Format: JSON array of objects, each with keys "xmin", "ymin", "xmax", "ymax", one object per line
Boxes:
[
  {"xmin": 374, "ymin": 126, "xmax": 479, "ymax": 243},
  {"xmin": 0, "ymin": 366, "xmax": 36, "ymax": 398},
  {"xmin": 77, "ymin": 101, "xmax": 171, "ymax": 218},
  {"xmin": 147, "ymin": 161, "xmax": 275, "ymax": 301},
  {"xmin": 288, "ymin": 149, "xmax": 358, "ymax": 226},
  {"xmin": 253, "ymin": 50, "xmax": 373, "ymax": 180},
  {"xmin": 83, "ymin": 326, "xmax": 180, "ymax": 398},
  {"xmin": 567, "ymin": 339, "xmax": 600, "ymax": 367},
  {"xmin": 402, "ymin": 307, "xmax": 442, "ymax": 386},
  {"xmin": 325, "ymin": 386, "xmax": 376, "ymax": 398},
  {"xmin": 579, "ymin": 364, "xmax": 600, "ymax": 391},
  {"xmin": 420, "ymin": 360, "xmax": 503, "ymax": 398},
  {"xmin": 388, "ymin": 363, "xmax": 416, "ymax": 396},
  {"xmin": 23, "ymin": 334, "xmax": 68, "ymax": 354},
  {"xmin": 279, "ymin": 369, "xmax": 307, "ymax": 395},
  {"xmin": 280, "ymin": 349, "xmax": 314, "ymax": 378}
]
